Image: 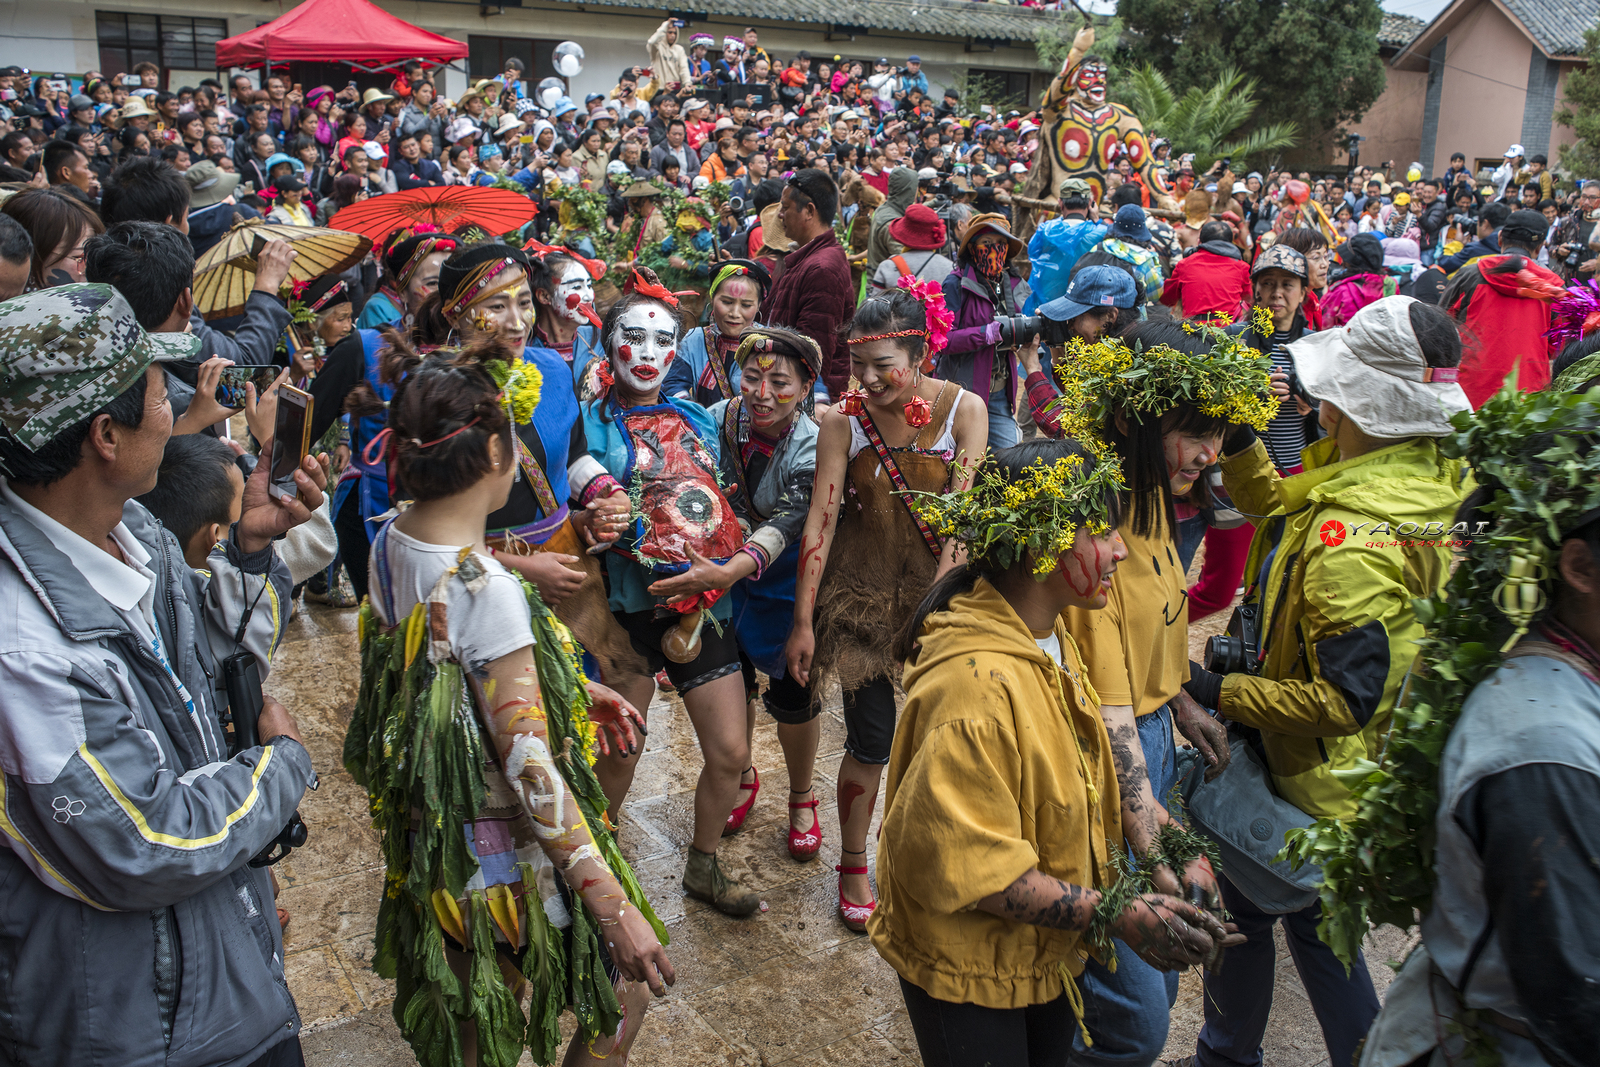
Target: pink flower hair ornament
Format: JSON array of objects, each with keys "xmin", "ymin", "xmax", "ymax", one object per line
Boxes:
[{"xmin": 897, "ymin": 273, "xmax": 954, "ymax": 370}]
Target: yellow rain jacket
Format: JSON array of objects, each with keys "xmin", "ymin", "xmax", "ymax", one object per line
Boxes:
[
  {"xmin": 868, "ymin": 578, "xmax": 1121, "ymax": 1008},
  {"xmin": 1218, "ymin": 436, "xmax": 1466, "ymax": 819}
]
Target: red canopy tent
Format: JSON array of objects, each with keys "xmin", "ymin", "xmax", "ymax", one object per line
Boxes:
[{"xmin": 214, "ymin": 0, "xmax": 468, "ymax": 71}]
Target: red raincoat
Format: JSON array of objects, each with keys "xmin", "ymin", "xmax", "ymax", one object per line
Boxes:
[{"xmin": 1455, "ymin": 255, "xmax": 1564, "ymax": 406}]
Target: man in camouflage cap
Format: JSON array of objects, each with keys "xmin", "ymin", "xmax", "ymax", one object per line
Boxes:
[
  {"xmin": 0, "ymin": 283, "xmax": 198, "ymax": 453},
  {"xmin": 1058, "ymin": 176, "xmax": 1097, "ymax": 220},
  {"xmin": 0, "ymin": 283, "xmax": 325, "ymax": 1067}
]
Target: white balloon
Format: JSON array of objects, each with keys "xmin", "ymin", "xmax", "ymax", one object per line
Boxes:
[
  {"xmin": 553, "ymin": 41, "xmax": 585, "ymax": 78},
  {"xmin": 536, "ymin": 77, "xmax": 565, "ymax": 109}
]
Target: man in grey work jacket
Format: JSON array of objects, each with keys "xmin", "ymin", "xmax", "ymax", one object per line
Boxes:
[{"xmin": 0, "ymin": 284, "xmax": 327, "ymax": 1067}]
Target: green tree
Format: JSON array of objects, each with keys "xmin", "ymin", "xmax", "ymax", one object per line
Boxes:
[
  {"xmin": 1122, "ymin": 64, "xmax": 1299, "ymax": 171},
  {"xmin": 1116, "ymin": 0, "xmax": 1385, "ymax": 141},
  {"xmin": 1556, "ymin": 27, "xmax": 1600, "ymax": 178},
  {"xmin": 948, "ymin": 69, "xmax": 1028, "ymax": 117}
]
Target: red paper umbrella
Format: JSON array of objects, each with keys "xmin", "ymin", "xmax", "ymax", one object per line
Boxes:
[{"xmin": 327, "ymin": 186, "xmax": 538, "ymax": 244}]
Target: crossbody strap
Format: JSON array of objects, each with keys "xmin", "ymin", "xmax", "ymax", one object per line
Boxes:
[
  {"xmin": 857, "ymin": 408, "xmax": 943, "ymax": 558},
  {"xmin": 704, "ymin": 325, "xmax": 735, "ymax": 400},
  {"xmin": 512, "ymin": 430, "xmax": 562, "ymax": 518}
]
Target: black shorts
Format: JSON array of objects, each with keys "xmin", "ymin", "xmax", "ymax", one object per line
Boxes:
[
  {"xmin": 843, "ymin": 676, "xmax": 897, "ymax": 765},
  {"xmin": 615, "ymin": 609, "xmax": 742, "ymax": 693},
  {"xmin": 739, "ymin": 653, "xmax": 819, "ymax": 725}
]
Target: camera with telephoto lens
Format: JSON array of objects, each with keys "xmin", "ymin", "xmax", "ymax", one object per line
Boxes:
[
  {"xmin": 997, "ymin": 314, "xmax": 1040, "ymax": 349},
  {"xmin": 1203, "ymin": 602, "xmax": 1263, "ymax": 676},
  {"xmin": 222, "ymin": 651, "xmax": 308, "ymax": 867}
]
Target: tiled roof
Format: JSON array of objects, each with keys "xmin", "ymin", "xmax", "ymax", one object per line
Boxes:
[
  {"xmin": 566, "ymin": 0, "xmax": 1060, "ymax": 42},
  {"xmin": 1377, "ymin": 12, "xmax": 1425, "ymax": 47},
  {"xmin": 1498, "ymin": 0, "xmax": 1599, "ymax": 57}
]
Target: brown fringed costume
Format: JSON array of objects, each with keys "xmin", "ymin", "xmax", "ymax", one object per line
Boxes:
[{"xmin": 811, "ymin": 381, "xmax": 963, "ymax": 694}]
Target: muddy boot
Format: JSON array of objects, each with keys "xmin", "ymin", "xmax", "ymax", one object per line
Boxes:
[{"xmin": 682, "ymin": 846, "xmax": 761, "ymax": 917}]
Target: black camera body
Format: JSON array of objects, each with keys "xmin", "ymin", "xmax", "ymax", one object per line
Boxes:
[
  {"xmin": 1203, "ymin": 602, "xmax": 1263, "ymax": 676},
  {"xmin": 222, "ymin": 651, "xmax": 308, "ymax": 867}
]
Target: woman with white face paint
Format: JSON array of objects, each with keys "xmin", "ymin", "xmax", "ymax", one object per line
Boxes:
[
  {"xmin": 650, "ymin": 326, "xmax": 827, "ymax": 860},
  {"xmin": 410, "ymin": 244, "xmax": 651, "ymax": 694},
  {"xmin": 579, "ymin": 270, "xmax": 763, "ymax": 916},
  {"xmin": 530, "ymin": 250, "xmax": 607, "ymax": 395},
  {"xmin": 663, "ymin": 259, "xmax": 771, "ymax": 407}
]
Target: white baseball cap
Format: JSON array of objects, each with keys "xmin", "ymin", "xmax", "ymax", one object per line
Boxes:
[
  {"xmin": 1505, "ymin": 143, "xmax": 1525, "ymax": 158},
  {"xmin": 362, "ymin": 141, "xmax": 386, "ymax": 161}
]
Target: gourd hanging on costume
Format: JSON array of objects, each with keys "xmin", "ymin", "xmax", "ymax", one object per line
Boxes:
[{"xmin": 607, "ymin": 272, "xmax": 743, "ymax": 661}]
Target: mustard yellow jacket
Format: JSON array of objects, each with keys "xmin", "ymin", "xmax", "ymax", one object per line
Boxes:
[
  {"xmin": 868, "ymin": 578, "xmax": 1121, "ymax": 1008},
  {"xmin": 1218, "ymin": 436, "xmax": 1466, "ymax": 819}
]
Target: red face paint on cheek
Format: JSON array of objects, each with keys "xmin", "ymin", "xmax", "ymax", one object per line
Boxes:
[
  {"xmin": 565, "ymin": 293, "xmax": 580, "ymax": 309},
  {"xmin": 619, "ymin": 344, "xmax": 633, "ymax": 361},
  {"xmin": 666, "ymin": 349, "xmax": 675, "ymax": 363}
]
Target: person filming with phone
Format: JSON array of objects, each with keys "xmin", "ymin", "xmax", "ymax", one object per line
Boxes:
[{"xmin": 0, "ymin": 283, "xmax": 330, "ymax": 1067}]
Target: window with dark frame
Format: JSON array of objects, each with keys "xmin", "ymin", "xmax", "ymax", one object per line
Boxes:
[
  {"xmin": 468, "ymin": 35, "xmax": 561, "ymax": 90},
  {"xmin": 96, "ymin": 12, "xmax": 228, "ymax": 78}
]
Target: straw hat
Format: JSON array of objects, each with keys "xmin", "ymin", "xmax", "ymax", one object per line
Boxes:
[
  {"xmin": 757, "ymin": 203, "xmax": 795, "ymax": 254},
  {"xmin": 957, "ymin": 211, "xmax": 1022, "ymax": 259},
  {"xmin": 114, "ymin": 96, "xmax": 154, "ymax": 124},
  {"xmin": 621, "ymin": 179, "xmax": 663, "ymax": 199},
  {"xmin": 494, "ymin": 113, "xmax": 524, "ymax": 138},
  {"xmin": 360, "ymin": 87, "xmax": 394, "ymax": 108}
]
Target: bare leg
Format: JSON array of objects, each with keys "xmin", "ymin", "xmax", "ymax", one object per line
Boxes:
[
  {"xmin": 740, "ymin": 694, "xmax": 759, "ymax": 788},
  {"xmin": 594, "ymin": 669, "xmax": 655, "ymax": 823},
  {"xmin": 562, "ymin": 975, "xmax": 653, "ymax": 1065},
  {"xmin": 777, "ymin": 718, "xmax": 821, "ymax": 830},
  {"xmin": 681, "ymin": 673, "xmax": 751, "ymax": 853},
  {"xmin": 836, "ymin": 753, "xmax": 883, "ymax": 903}
]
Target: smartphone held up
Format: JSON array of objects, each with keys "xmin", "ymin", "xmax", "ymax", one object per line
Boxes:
[{"xmin": 268, "ymin": 385, "xmax": 313, "ymax": 501}]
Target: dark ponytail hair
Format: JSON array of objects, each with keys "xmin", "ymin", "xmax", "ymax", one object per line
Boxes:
[
  {"xmin": 1108, "ymin": 319, "xmax": 1230, "ymax": 540},
  {"xmin": 843, "ymin": 288, "xmax": 929, "ymax": 367},
  {"xmin": 893, "ymin": 438, "xmax": 1122, "ymax": 663},
  {"xmin": 378, "ymin": 335, "xmax": 513, "ymax": 502}
]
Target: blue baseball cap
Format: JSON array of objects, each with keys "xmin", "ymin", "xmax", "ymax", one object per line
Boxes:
[
  {"xmin": 1110, "ymin": 204, "xmax": 1153, "ymax": 244},
  {"xmin": 1039, "ymin": 265, "xmax": 1138, "ymax": 322}
]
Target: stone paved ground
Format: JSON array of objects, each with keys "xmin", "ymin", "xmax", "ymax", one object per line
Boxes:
[{"xmin": 275, "ymin": 547, "xmax": 1413, "ymax": 1067}]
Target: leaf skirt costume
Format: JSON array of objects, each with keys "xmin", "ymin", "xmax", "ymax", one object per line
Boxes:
[{"xmin": 345, "ymin": 519, "xmax": 667, "ymax": 1067}]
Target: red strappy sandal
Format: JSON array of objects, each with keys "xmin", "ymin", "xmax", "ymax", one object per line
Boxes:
[
  {"xmin": 722, "ymin": 766, "xmax": 760, "ymax": 836},
  {"xmin": 786, "ymin": 794, "xmax": 822, "ymax": 861},
  {"xmin": 836, "ymin": 857, "xmax": 876, "ymax": 932}
]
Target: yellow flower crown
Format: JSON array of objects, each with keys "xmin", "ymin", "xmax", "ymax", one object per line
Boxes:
[
  {"xmin": 1048, "ymin": 314, "xmax": 1277, "ymax": 445},
  {"xmin": 913, "ymin": 451, "xmax": 1125, "ymax": 577},
  {"xmin": 484, "ymin": 357, "xmax": 544, "ymax": 425}
]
